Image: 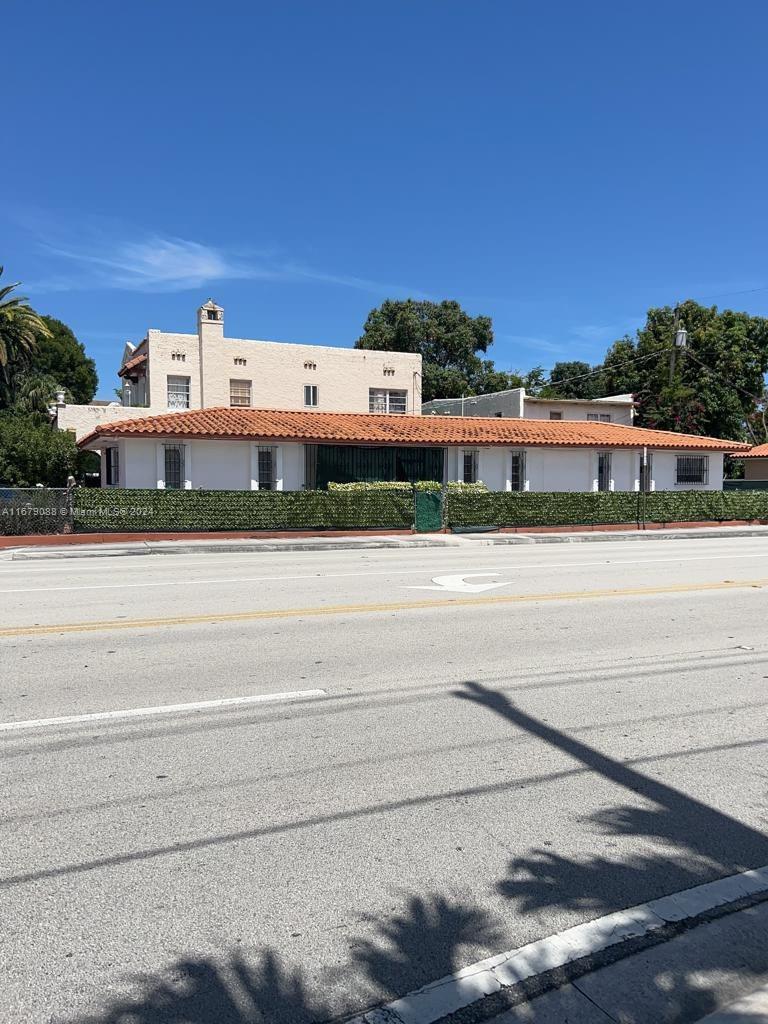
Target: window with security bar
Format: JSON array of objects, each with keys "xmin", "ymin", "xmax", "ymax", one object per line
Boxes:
[
  {"xmin": 676, "ymin": 455, "xmax": 709, "ymax": 485},
  {"xmin": 463, "ymin": 450, "xmax": 479, "ymax": 484},
  {"xmin": 369, "ymin": 388, "xmax": 407, "ymax": 414},
  {"xmin": 164, "ymin": 444, "xmax": 185, "ymax": 490},
  {"xmin": 167, "ymin": 375, "xmax": 190, "ymax": 409},
  {"xmin": 597, "ymin": 452, "xmax": 612, "ymax": 491},
  {"xmin": 105, "ymin": 447, "xmax": 119, "ymax": 486},
  {"xmin": 510, "ymin": 450, "xmax": 526, "ymax": 491},
  {"xmin": 258, "ymin": 446, "xmax": 275, "ymax": 490},
  {"xmin": 229, "ymin": 379, "xmax": 252, "ymax": 407}
]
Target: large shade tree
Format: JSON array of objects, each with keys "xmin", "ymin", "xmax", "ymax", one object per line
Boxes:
[
  {"xmin": 355, "ymin": 298, "xmax": 533, "ymax": 403},
  {"xmin": 547, "ymin": 301, "xmax": 768, "ymax": 440}
]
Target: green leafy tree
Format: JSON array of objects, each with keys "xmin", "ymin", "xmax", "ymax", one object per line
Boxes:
[
  {"xmin": 593, "ymin": 302, "xmax": 768, "ymax": 440},
  {"xmin": 545, "ymin": 360, "xmax": 605, "ymax": 399},
  {"xmin": 0, "ymin": 268, "xmax": 51, "ymax": 406},
  {"xmin": 0, "ymin": 413, "xmax": 79, "ymax": 486},
  {"xmin": 32, "ymin": 316, "xmax": 98, "ymax": 404},
  {"xmin": 355, "ymin": 299, "xmax": 499, "ymax": 403}
]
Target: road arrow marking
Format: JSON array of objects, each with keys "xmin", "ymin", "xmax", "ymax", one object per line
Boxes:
[{"xmin": 408, "ymin": 572, "xmax": 513, "ymax": 594}]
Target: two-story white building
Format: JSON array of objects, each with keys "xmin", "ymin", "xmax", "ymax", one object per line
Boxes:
[{"xmin": 55, "ymin": 301, "xmax": 422, "ymax": 440}]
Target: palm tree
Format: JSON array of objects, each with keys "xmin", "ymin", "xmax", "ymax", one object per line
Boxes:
[{"xmin": 0, "ymin": 267, "xmax": 51, "ymax": 404}]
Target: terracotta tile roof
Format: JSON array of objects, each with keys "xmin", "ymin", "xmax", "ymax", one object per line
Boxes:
[
  {"xmin": 118, "ymin": 344, "xmax": 148, "ymax": 378},
  {"xmin": 78, "ymin": 407, "xmax": 750, "ymax": 452},
  {"xmin": 742, "ymin": 443, "xmax": 768, "ymax": 457}
]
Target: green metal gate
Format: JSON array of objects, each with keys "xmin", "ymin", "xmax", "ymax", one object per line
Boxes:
[{"xmin": 414, "ymin": 490, "xmax": 443, "ymax": 532}]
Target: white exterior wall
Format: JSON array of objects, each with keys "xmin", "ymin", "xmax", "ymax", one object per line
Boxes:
[
  {"xmin": 422, "ymin": 390, "xmax": 634, "ymax": 424},
  {"xmin": 437, "ymin": 446, "xmax": 724, "ymax": 492},
  {"xmin": 59, "ymin": 310, "xmax": 422, "ymax": 441},
  {"xmin": 652, "ymin": 451, "xmax": 723, "ymax": 491},
  {"xmin": 103, "ymin": 440, "xmax": 726, "ymax": 491},
  {"xmin": 103, "ymin": 439, "xmax": 307, "ymax": 491},
  {"xmin": 523, "ymin": 400, "xmax": 634, "ymax": 425}
]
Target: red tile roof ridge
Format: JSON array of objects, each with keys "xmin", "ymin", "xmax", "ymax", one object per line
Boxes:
[{"xmin": 78, "ymin": 406, "xmax": 750, "ymax": 453}]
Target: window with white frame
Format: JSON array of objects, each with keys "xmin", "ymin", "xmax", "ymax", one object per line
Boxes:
[
  {"xmin": 510, "ymin": 450, "xmax": 526, "ymax": 491},
  {"xmin": 257, "ymin": 446, "xmax": 275, "ymax": 490},
  {"xmin": 105, "ymin": 446, "xmax": 119, "ymax": 486},
  {"xmin": 163, "ymin": 444, "xmax": 185, "ymax": 490},
  {"xmin": 229, "ymin": 379, "xmax": 252, "ymax": 407},
  {"xmin": 304, "ymin": 384, "xmax": 318, "ymax": 407},
  {"xmin": 369, "ymin": 388, "xmax": 407, "ymax": 414},
  {"xmin": 587, "ymin": 413, "xmax": 612, "ymax": 422},
  {"xmin": 676, "ymin": 455, "xmax": 709, "ymax": 485},
  {"xmin": 167, "ymin": 375, "xmax": 190, "ymax": 409},
  {"xmin": 597, "ymin": 451, "xmax": 612, "ymax": 491},
  {"xmin": 463, "ymin": 449, "xmax": 479, "ymax": 484}
]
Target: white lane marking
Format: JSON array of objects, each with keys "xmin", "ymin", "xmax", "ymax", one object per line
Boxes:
[
  {"xmin": 408, "ymin": 572, "xmax": 513, "ymax": 594},
  {"xmin": 347, "ymin": 864, "xmax": 768, "ymax": 1024},
  {"xmin": 0, "ymin": 689, "xmax": 326, "ymax": 732},
  {"xmin": 2, "ymin": 551, "xmax": 768, "ymax": 593}
]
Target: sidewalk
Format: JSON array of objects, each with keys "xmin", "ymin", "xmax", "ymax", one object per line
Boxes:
[
  {"xmin": 343, "ymin": 866, "xmax": 768, "ymax": 1024},
  {"xmin": 3, "ymin": 523, "xmax": 768, "ymax": 559},
  {"xmin": 489, "ymin": 898, "xmax": 768, "ymax": 1023}
]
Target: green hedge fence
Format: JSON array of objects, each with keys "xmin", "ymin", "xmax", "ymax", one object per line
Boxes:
[
  {"xmin": 444, "ymin": 489, "xmax": 768, "ymax": 528},
  {"xmin": 3, "ymin": 485, "xmax": 766, "ymax": 536},
  {"xmin": 73, "ymin": 487, "xmax": 416, "ymax": 532}
]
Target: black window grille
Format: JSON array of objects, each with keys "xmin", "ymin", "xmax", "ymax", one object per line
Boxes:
[
  {"xmin": 105, "ymin": 447, "xmax": 119, "ymax": 486},
  {"xmin": 597, "ymin": 452, "xmax": 612, "ymax": 491},
  {"xmin": 676, "ymin": 455, "xmax": 709, "ymax": 485},
  {"xmin": 258, "ymin": 447, "xmax": 274, "ymax": 490},
  {"xmin": 463, "ymin": 450, "xmax": 478, "ymax": 484},
  {"xmin": 164, "ymin": 444, "xmax": 184, "ymax": 490},
  {"xmin": 510, "ymin": 451, "xmax": 525, "ymax": 491}
]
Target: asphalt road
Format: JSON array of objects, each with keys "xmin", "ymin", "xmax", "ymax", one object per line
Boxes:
[{"xmin": 2, "ymin": 537, "xmax": 768, "ymax": 1023}]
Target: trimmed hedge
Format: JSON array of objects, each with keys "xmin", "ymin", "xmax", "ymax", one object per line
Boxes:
[
  {"xmin": 73, "ymin": 487, "xmax": 415, "ymax": 533},
  {"xmin": 63, "ymin": 486, "xmax": 768, "ymax": 536},
  {"xmin": 444, "ymin": 489, "xmax": 768, "ymax": 528}
]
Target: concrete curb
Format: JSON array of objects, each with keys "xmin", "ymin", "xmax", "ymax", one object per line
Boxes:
[
  {"xmin": 342, "ymin": 865, "xmax": 768, "ymax": 1024},
  {"xmin": 3, "ymin": 526, "xmax": 768, "ymax": 560}
]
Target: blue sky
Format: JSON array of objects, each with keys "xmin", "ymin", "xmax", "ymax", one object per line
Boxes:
[{"xmin": 3, "ymin": 1, "xmax": 767, "ymax": 398}]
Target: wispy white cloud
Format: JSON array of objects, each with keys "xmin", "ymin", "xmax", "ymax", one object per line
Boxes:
[
  {"xmin": 500, "ymin": 334, "xmax": 567, "ymax": 355},
  {"xmin": 569, "ymin": 323, "xmax": 622, "ymax": 345},
  {"xmin": 22, "ymin": 225, "xmax": 434, "ymax": 299}
]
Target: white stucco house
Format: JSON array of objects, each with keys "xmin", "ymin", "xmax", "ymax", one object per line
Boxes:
[
  {"xmin": 78, "ymin": 407, "xmax": 748, "ymax": 492},
  {"xmin": 423, "ymin": 389, "xmax": 635, "ymax": 424},
  {"xmin": 54, "ymin": 300, "xmax": 422, "ymax": 441}
]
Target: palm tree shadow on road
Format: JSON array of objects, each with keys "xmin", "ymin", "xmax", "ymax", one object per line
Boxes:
[
  {"xmin": 455, "ymin": 680, "xmax": 768, "ymax": 1023},
  {"xmin": 65, "ymin": 681, "xmax": 768, "ymax": 1024}
]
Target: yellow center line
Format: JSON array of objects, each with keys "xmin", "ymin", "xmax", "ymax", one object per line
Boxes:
[{"xmin": 1, "ymin": 577, "xmax": 766, "ymax": 639}]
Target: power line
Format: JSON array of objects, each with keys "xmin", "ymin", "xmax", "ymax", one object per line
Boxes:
[{"xmin": 533, "ymin": 349, "xmax": 659, "ymax": 389}]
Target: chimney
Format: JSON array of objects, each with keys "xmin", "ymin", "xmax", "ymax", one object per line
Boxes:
[
  {"xmin": 198, "ymin": 298, "xmax": 224, "ymax": 343},
  {"xmin": 197, "ymin": 299, "xmax": 224, "ymax": 407}
]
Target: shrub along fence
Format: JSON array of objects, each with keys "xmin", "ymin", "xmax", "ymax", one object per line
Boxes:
[
  {"xmin": 4, "ymin": 485, "xmax": 768, "ymax": 537},
  {"xmin": 72, "ymin": 486, "xmax": 416, "ymax": 533},
  {"xmin": 444, "ymin": 489, "xmax": 768, "ymax": 529}
]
